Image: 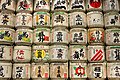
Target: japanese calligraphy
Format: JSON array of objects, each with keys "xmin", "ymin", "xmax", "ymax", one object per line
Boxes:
[
  {"xmin": 114, "ymin": 49, "xmax": 120, "ymax": 60},
  {"xmin": 2, "ymin": 0, "xmax": 12, "ymax": 10},
  {"xmin": 93, "ymin": 18, "xmax": 100, "ymax": 23},
  {"xmin": 16, "ymin": 50, "xmax": 25, "ymax": 60},
  {"xmin": 57, "ymin": 66, "xmax": 61, "ymax": 77},
  {"xmin": 19, "ymin": 0, "xmax": 30, "ymax": 10},
  {"xmin": 16, "ymin": 66, "xmax": 23, "ymax": 78},
  {"xmin": 18, "ymin": 32, "xmax": 28, "ymax": 40},
  {"xmin": 39, "ymin": 15, "xmax": 45, "ymax": 25},
  {"xmin": 0, "ymin": 66, "xmax": 4, "ymax": 77},
  {"xmin": 73, "ymin": 32, "xmax": 83, "ymax": 43},
  {"xmin": 72, "ymin": 0, "xmax": 84, "ymax": 9},
  {"xmin": 75, "ymin": 14, "xmax": 82, "ymax": 25},
  {"xmin": 0, "ymin": 47, "xmax": 4, "ymax": 58},
  {"xmin": 21, "ymin": 15, "xmax": 27, "ymax": 25},
  {"xmin": 93, "ymin": 66, "xmax": 102, "ymax": 78},
  {"xmin": 38, "ymin": 66, "xmax": 42, "ymax": 77},
  {"xmin": 110, "ymin": 0, "xmax": 115, "ymax": 9},
  {"xmin": 114, "ymin": 66, "xmax": 120, "ymax": 76},
  {"xmin": 90, "ymin": 30, "xmax": 102, "ymax": 42},
  {"xmin": 56, "ymin": 32, "xmax": 63, "ymax": 42},
  {"xmin": 73, "ymin": 49, "xmax": 84, "ymax": 59},
  {"xmin": 113, "ymin": 32, "xmax": 120, "ymax": 43},
  {"xmin": 57, "ymin": 49, "xmax": 63, "ymax": 59},
  {"xmin": 55, "ymin": 15, "xmax": 65, "ymax": 23},
  {"xmin": 36, "ymin": 0, "xmax": 47, "ymax": 8},
  {"xmin": 38, "ymin": 31, "xmax": 45, "ymax": 42},
  {"xmin": 54, "ymin": 0, "xmax": 66, "ymax": 10},
  {"xmin": 110, "ymin": 15, "xmax": 118, "ymax": 25},
  {"xmin": 0, "ymin": 31, "xmax": 10, "ymax": 39},
  {"xmin": 2, "ymin": 15, "xmax": 9, "ymax": 25}
]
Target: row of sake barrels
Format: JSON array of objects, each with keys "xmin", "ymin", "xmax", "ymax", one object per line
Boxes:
[
  {"xmin": 1, "ymin": 62, "xmax": 120, "ymax": 79},
  {"xmin": 1, "ymin": 11, "xmax": 120, "ymax": 28},
  {"xmin": 1, "ymin": 45, "xmax": 120, "ymax": 62},
  {"xmin": 0, "ymin": 27, "xmax": 119, "ymax": 45},
  {"xmin": 0, "ymin": 0, "xmax": 120, "ymax": 13}
]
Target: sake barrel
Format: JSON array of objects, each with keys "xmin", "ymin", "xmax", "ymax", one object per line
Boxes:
[
  {"xmin": 0, "ymin": 0, "xmax": 16, "ymax": 12},
  {"xmin": 15, "ymin": 28, "xmax": 33, "ymax": 45},
  {"xmin": 13, "ymin": 63, "xmax": 30, "ymax": 79},
  {"xmin": 69, "ymin": 0, "xmax": 86, "ymax": 12},
  {"xmin": 52, "ymin": 0, "xmax": 68, "ymax": 12},
  {"xmin": 103, "ymin": 0, "xmax": 119, "ymax": 12},
  {"xmin": 107, "ymin": 63, "xmax": 120, "ymax": 79},
  {"xmin": 33, "ymin": 11, "xmax": 50, "ymax": 28},
  {"xmin": 88, "ymin": 28, "xmax": 104, "ymax": 45},
  {"xmin": 32, "ymin": 45, "xmax": 50, "ymax": 62},
  {"xmin": 31, "ymin": 63, "xmax": 49, "ymax": 79},
  {"xmin": 70, "ymin": 62, "xmax": 87, "ymax": 78},
  {"xmin": 88, "ymin": 45, "xmax": 105, "ymax": 62},
  {"xmin": 16, "ymin": 0, "xmax": 33, "ymax": 13},
  {"xmin": 33, "ymin": 28, "xmax": 50, "ymax": 44},
  {"xmin": 16, "ymin": 12, "xmax": 32, "ymax": 28},
  {"xmin": 34, "ymin": 0, "xmax": 50, "ymax": 12},
  {"xmin": 69, "ymin": 12, "xmax": 87, "ymax": 28},
  {"xmin": 52, "ymin": 12, "xmax": 68, "ymax": 27},
  {"xmin": 86, "ymin": 0, "xmax": 102, "ymax": 11},
  {"xmin": 0, "ymin": 11, "xmax": 15, "ymax": 28},
  {"xmin": 106, "ymin": 46, "xmax": 120, "ymax": 62},
  {"xmin": 106, "ymin": 29, "xmax": 120, "ymax": 45},
  {"xmin": 69, "ymin": 45, "xmax": 87, "ymax": 61},
  {"xmin": 50, "ymin": 63, "xmax": 68, "ymax": 79},
  {"xmin": 0, "ymin": 28, "xmax": 15, "ymax": 44},
  {"xmin": 0, "ymin": 45, "xmax": 13, "ymax": 61},
  {"xmin": 50, "ymin": 44, "xmax": 68, "ymax": 62},
  {"xmin": 70, "ymin": 28, "xmax": 87, "ymax": 44},
  {"xmin": 0, "ymin": 62, "xmax": 12, "ymax": 79},
  {"xmin": 13, "ymin": 46, "xmax": 31, "ymax": 62},
  {"xmin": 51, "ymin": 27, "xmax": 69, "ymax": 44},
  {"xmin": 104, "ymin": 12, "xmax": 120, "ymax": 28},
  {"xmin": 88, "ymin": 63, "xmax": 106, "ymax": 80},
  {"xmin": 87, "ymin": 11, "xmax": 104, "ymax": 27}
]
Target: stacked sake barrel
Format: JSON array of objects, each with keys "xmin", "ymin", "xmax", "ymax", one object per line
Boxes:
[
  {"xmin": 50, "ymin": 0, "xmax": 69, "ymax": 80},
  {"xmin": 103, "ymin": 0, "xmax": 120, "ymax": 80},
  {"xmin": 32, "ymin": 0, "xmax": 50, "ymax": 80},
  {"xmin": 69, "ymin": 0, "xmax": 87, "ymax": 80},
  {"xmin": 86, "ymin": 0, "xmax": 106, "ymax": 80},
  {"xmin": 0, "ymin": 0, "xmax": 15, "ymax": 79},
  {"xmin": 12, "ymin": 0, "xmax": 33, "ymax": 79}
]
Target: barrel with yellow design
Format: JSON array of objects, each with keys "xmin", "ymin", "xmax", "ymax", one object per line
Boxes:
[
  {"xmin": 0, "ymin": 28, "xmax": 15, "ymax": 44},
  {"xmin": 33, "ymin": 11, "xmax": 50, "ymax": 28},
  {"xmin": 15, "ymin": 28, "xmax": 33, "ymax": 45},
  {"xmin": 32, "ymin": 45, "xmax": 49, "ymax": 62}
]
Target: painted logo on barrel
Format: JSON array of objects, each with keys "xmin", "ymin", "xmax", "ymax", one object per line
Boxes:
[
  {"xmin": 74, "ymin": 66, "xmax": 85, "ymax": 77},
  {"xmin": 90, "ymin": 0, "xmax": 101, "ymax": 8},
  {"xmin": 18, "ymin": 31, "xmax": 31, "ymax": 42},
  {"xmin": 90, "ymin": 48, "xmax": 104, "ymax": 62},
  {"xmin": 0, "ymin": 30, "xmax": 12, "ymax": 41}
]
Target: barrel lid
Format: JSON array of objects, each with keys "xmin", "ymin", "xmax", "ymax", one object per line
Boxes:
[
  {"xmin": 14, "ymin": 46, "xmax": 31, "ymax": 50},
  {"xmin": 17, "ymin": 29, "xmax": 33, "ymax": 32},
  {"xmin": 34, "ymin": 28, "xmax": 50, "ymax": 32},
  {"xmin": 87, "ymin": 11, "xmax": 102, "ymax": 15}
]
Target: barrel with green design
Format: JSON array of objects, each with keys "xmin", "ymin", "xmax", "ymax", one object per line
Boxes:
[{"xmin": 15, "ymin": 28, "xmax": 33, "ymax": 45}]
